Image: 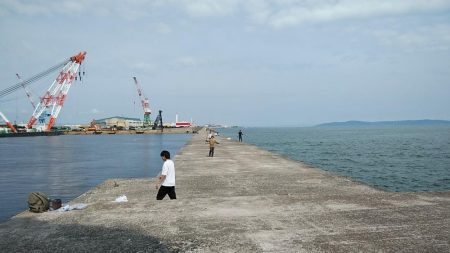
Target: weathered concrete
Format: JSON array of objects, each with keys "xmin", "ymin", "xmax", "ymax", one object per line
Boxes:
[{"xmin": 1, "ymin": 129, "xmax": 449, "ymax": 252}]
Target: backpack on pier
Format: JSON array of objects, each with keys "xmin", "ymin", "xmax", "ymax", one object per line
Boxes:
[{"xmin": 27, "ymin": 192, "xmax": 50, "ymax": 213}]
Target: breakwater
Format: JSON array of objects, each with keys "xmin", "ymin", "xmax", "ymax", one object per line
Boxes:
[{"xmin": 1, "ymin": 129, "xmax": 449, "ymax": 252}]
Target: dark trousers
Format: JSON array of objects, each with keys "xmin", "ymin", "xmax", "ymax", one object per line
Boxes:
[
  {"xmin": 156, "ymin": 186, "xmax": 176, "ymax": 200},
  {"xmin": 239, "ymin": 136, "xmax": 242, "ymax": 142},
  {"xmin": 209, "ymin": 147, "xmax": 215, "ymax": 157}
]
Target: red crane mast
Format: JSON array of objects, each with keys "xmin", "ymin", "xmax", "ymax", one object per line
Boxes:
[{"xmin": 132, "ymin": 77, "xmax": 151, "ymax": 127}]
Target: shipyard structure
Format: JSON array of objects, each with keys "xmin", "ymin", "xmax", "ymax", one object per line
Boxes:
[{"xmin": 0, "ymin": 52, "xmax": 197, "ymax": 136}]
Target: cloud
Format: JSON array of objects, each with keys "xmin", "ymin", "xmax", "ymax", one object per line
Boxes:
[
  {"xmin": 0, "ymin": 0, "xmax": 50, "ymax": 15},
  {"xmin": 262, "ymin": 0, "xmax": 450, "ymax": 28},
  {"xmin": 3, "ymin": 0, "xmax": 449, "ymax": 29},
  {"xmin": 177, "ymin": 0, "xmax": 239, "ymax": 17},
  {"xmin": 154, "ymin": 22, "xmax": 172, "ymax": 34},
  {"xmin": 175, "ymin": 57, "xmax": 198, "ymax": 67},
  {"xmin": 172, "ymin": 0, "xmax": 450, "ymax": 29},
  {"xmin": 0, "ymin": 0, "xmax": 162, "ymax": 19},
  {"xmin": 91, "ymin": 108, "xmax": 100, "ymax": 114},
  {"xmin": 0, "ymin": 6, "xmax": 8, "ymax": 16},
  {"xmin": 132, "ymin": 62, "xmax": 158, "ymax": 72},
  {"xmin": 244, "ymin": 0, "xmax": 271, "ymax": 24},
  {"xmin": 373, "ymin": 24, "xmax": 450, "ymax": 51}
]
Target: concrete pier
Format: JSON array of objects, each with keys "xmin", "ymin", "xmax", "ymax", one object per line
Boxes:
[{"xmin": 1, "ymin": 130, "xmax": 449, "ymax": 252}]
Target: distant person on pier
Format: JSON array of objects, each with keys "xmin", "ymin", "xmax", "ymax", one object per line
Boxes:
[
  {"xmin": 207, "ymin": 130, "xmax": 213, "ymax": 141},
  {"xmin": 155, "ymin": 150, "xmax": 176, "ymax": 200},
  {"xmin": 238, "ymin": 130, "xmax": 243, "ymax": 142},
  {"xmin": 207, "ymin": 135, "xmax": 219, "ymax": 157}
]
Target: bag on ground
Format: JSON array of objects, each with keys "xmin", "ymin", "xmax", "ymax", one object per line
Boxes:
[
  {"xmin": 27, "ymin": 192, "xmax": 50, "ymax": 213},
  {"xmin": 50, "ymin": 199, "xmax": 62, "ymax": 210}
]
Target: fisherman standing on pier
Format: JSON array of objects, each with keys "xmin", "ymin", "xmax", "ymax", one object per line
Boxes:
[
  {"xmin": 156, "ymin": 150, "xmax": 176, "ymax": 200},
  {"xmin": 207, "ymin": 135, "xmax": 219, "ymax": 157},
  {"xmin": 238, "ymin": 130, "xmax": 243, "ymax": 142}
]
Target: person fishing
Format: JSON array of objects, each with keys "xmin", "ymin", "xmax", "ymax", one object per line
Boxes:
[
  {"xmin": 238, "ymin": 130, "xmax": 244, "ymax": 142},
  {"xmin": 207, "ymin": 135, "xmax": 219, "ymax": 157}
]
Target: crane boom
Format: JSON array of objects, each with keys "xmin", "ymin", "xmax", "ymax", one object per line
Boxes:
[
  {"xmin": 0, "ymin": 59, "xmax": 70, "ymax": 99},
  {"xmin": 132, "ymin": 77, "xmax": 151, "ymax": 127}
]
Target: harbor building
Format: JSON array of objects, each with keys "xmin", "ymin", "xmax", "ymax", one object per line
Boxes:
[
  {"xmin": 94, "ymin": 116, "xmax": 143, "ymax": 129},
  {"xmin": 175, "ymin": 114, "xmax": 192, "ymax": 127}
]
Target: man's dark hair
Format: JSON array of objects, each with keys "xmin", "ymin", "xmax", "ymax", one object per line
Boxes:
[{"xmin": 160, "ymin": 150, "xmax": 170, "ymax": 159}]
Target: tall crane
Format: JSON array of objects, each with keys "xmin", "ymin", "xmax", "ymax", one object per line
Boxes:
[
  {"xmin": 27, "ymin": 52, "xmax": 86, "ymax": 131},
  {"xmin": 132, "ymin": 77, "xmax": 151, "ymax": 127},
  {"xmin": 0, "ymin": 51, "xmax": 86, "ymax": 132}
]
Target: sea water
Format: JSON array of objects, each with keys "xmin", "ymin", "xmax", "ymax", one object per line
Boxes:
[
  {"xmin": 220, "ymin": 125, "xmax": 450, "ymax": 192},
  {"xmin": 0, "ymin": 134, "xmax": 191, "ymax": 222}
]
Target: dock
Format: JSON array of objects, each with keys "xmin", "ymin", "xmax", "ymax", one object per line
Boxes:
[{"xmin": 1, "ymin": 129, "xmax": 449, "ymax": 252}]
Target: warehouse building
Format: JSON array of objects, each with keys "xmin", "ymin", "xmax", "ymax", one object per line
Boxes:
[{"xmin": 94, "ymin": 116, "xmax": 143, "ymax": 129}]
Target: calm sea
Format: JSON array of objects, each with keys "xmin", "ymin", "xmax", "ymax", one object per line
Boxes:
[
  {"xmin": 220, "ymin": 125, "xmax": 450, "ymax": 193},
  {"xmin": 0, "ymin": 134, "xmax": 191, "ymax": 222}
]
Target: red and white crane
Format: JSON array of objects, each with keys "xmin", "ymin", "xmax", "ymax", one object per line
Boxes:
[
  {"xmin": 27, "ymin": 52, "xmax": 86, "ymax": 131},
  {"xmin": 132, "ymin": 77, "xmax": 151, "ymax": 127},
  {"xmin": 0, "ymin": 51, "xmax": 86, "ymax": 133}
]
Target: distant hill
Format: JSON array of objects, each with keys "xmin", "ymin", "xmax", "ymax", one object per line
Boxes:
[{"xmin": 316, "ymin": 120, "xmax": 450, "ymax": 127}]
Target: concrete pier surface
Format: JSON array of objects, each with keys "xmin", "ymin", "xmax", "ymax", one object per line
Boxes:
[{"xmin": 1, "ymin": 130, "xmax": 449, "ymax": 252}]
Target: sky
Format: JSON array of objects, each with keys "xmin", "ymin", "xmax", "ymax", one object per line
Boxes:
[{"xmin": 0, "ymin": 0, "xmax": 450, "ymax": 127}]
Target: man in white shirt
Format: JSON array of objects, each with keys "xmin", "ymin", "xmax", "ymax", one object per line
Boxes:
[
  {"xmin": 156, "ymin": 150, "xmax": 176, "ymax": 200},
  {"xmin": 207, "ymin": 130, "xmax": 213, "ymax": 141}
]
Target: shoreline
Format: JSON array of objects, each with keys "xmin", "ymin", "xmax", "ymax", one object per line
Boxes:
[
  {"xmin": 0, "ymin": 126, "xmax": 202, "ymax": 137},
  {"xmin": 63, "ymin": 126, "xmax": 201, "ymax": 135},
  {"xmin": 1, "ymin": 128, "xmax": 449, "ymax": 252}
]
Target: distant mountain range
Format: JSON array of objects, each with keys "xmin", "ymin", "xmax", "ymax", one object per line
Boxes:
[{"xmin": 316, "ymin": 119, "xmax": 450, "ymax": 127}]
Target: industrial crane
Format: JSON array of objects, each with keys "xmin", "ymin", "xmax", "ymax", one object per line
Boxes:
[
  {"xmin": 27, "ymin": 52, "xmax": 86, "ymax": 131},
  {"xmin": 0, "ymin": 51, "xmax": 86, "ymax": 132},
  {"xmin": 153, "ymin": 110, "xmax": 163, "ymax": 131},
  {"xmin": 132, "ymin": 77, "xmax": 151, "ymax": 127}
]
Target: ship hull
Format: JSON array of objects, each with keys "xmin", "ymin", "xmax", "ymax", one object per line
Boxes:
[{"xmin": 0, "ymin": 131, "xmax": 62, "ymax": 138}]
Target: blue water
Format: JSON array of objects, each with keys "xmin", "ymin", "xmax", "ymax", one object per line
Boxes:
[
  {"xmin": 0, "ymin": 134, "xmax": 191, "ymax": 222},
  {"xmin": 220, "ymin": 126, "xmax": 450, "ymax": 192}
]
